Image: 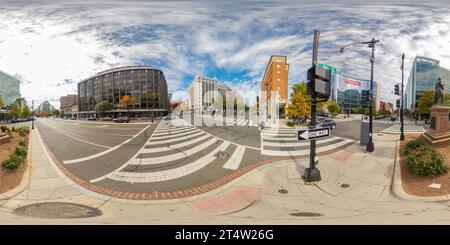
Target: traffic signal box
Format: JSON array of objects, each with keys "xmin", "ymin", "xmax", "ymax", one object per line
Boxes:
[
  {"xmin": 394, "ymin": 83, "xmax": 400, "ymax": 96},
  {"xmin": 307, "ymin": 65, "xmax": 331, "ymax": 101}
]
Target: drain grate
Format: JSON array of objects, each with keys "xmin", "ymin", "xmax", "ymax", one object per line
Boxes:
[
  {"xmin": 215, "ymin": 151, "xmax": 229, "ymax": 159},
  {"xmin": 13, "ymin": 202, "xmax": 102, "ymax": 219},
  {"xmin": 278, "ymin": 189, "xmax": 289, "ymax": 194},
  {"xmin": 289, "ymin": 212, "xmax": 323, "ymax": 217}
]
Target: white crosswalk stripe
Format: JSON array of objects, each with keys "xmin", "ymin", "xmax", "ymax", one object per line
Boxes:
[
  {"xmin": 91, "ymin": 118, "xmax": 249, "ymax": 184},
  {"xmin": 260, "ymin": 127, "xmax": 353, "ymax": 156}
]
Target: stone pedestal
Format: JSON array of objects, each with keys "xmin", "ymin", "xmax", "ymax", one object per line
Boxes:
[
  {"xmin": 0, "ymin": 132, "xmax": 11, "ymax": 144},
  {"xmin": 422, "ymin": 105, "xmax": 450, "ymax": 146}
]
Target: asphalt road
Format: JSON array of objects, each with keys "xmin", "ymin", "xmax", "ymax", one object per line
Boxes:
[{"xmin": 332, "ymin": 118, "xmax": 396, "ymax": 140}]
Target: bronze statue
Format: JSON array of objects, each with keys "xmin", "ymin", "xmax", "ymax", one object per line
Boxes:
[{"xmin": 435, "ymin": 77, "xmax": 444, "ymax": 105}]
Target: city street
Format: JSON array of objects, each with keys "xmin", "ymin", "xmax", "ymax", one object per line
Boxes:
[{"xmin": 32, "ymin": 116, "xmax": 354, "ymax": 196}]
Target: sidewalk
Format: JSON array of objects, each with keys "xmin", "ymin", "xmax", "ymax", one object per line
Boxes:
[{"xmin": 1, "ymin": 130, "xmax": 449, "ymax": 224}]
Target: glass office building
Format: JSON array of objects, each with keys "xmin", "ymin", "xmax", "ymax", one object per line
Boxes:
[
  {"xmin": 0, "ymin": 69, "xmax": 21, "ymax": 106},
  {"xmin": 332, "ymin": 74, "xmax": 380, "ymax": 111},
  {"xmin": 405, "ymin": 56, "xmax": 450, "ymax": 110},
  {"xmin": 78, "ymin": 65, "xmax": 169, "ymax": 117}
]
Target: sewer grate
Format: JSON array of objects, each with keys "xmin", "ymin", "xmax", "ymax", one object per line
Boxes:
[
  {"xmin": 215, "ymin": 151, "xmax": 229, "ymax": 159},
  {"xmin": 278, "ymin": 189, "xmax": 289, "ymax": 194},
  {"xmin": 13, "ymin": 202, "xmax": 102, "ymax": 219},
  {"xmin": 289, "ymin": 212, "xmax": 323, "ymax": 217}
]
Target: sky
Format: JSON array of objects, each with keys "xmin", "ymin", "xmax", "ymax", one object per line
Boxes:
[{"xmin": 0, "ymin": 0, "xmax": 450, "ymax": 107}]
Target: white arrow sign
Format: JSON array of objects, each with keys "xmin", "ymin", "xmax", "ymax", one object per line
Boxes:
[{"xmin": 298, "ymin": 127, "xmax": 330, "ymax": 141}]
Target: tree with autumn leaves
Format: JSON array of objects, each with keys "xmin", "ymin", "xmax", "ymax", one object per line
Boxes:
[{"xmin": 287, "ymin": 82, "xmax": 328, "ymax": 122}]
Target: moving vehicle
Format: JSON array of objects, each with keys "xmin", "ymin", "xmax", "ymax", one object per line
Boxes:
[{"xmin": 112, "ymin": 116, "xmax": 129, "ymax": 123}]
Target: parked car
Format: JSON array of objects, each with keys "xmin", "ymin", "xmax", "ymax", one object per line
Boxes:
[
  {"xmin": 163, "ymin": 114, "xmax": 176, "ymax": 120},
  {"xmin": 112, "ymin": 116, "xmax": 129, "ymax": 123},
  {"xmin": 317, "ymin": 112, "xmax": 329, "ymax": 117},
  {"xmin": 70, "ymin": 116, "xmax": 77, "ymax": 120},
  {"xmin": 390, "ymin": 116, "xmax": 397, "ymax": 122},
  {"xmin": 87, "ymin": 116, "xmax": 97, "ymax": 121},
  {"xmin": 317, "ymin": 119, "xmax": 337, "ymax": 129}
]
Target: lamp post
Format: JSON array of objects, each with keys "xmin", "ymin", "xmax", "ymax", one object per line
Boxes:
[
  {"xmin": 400, "ymin": 53, "xmax": 405, "ymax": 141},
  {"xmin": 339, "ymin": 38, "xmax": 379, "ymax": 152},
  {"xmin": 32, "ymin": 100, "xmax": 35, "ymax": 130}
]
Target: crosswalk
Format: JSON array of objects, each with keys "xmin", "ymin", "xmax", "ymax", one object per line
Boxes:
[
  {"xmin": 373, "ymin": 119, "xmax": 397, "ymax": 124},
  {"xmin": 261, "ymin": 127, "xmax": 354, "ymax": 156},
  {"xmin": 90, "ymin": 119, "xmax": 250, "ymax": 184},
  {"xmin": 223, "ymin": 118, "xmax": 258, "ymax": 127},
  {"xmin": 381, "ymin": 124, "xmax": 424, "ymax": 134}
]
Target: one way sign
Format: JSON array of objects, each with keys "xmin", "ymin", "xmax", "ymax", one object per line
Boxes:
[{"xmin": 298, "ymin": 127, "xmax": 330, "ymax": 141}]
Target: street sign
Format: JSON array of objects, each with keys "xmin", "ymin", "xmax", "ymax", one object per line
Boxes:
[
  {"xmin": 298, "ymin": 127, "xmax": 330, "ymax": 141},
  {"xmin": 318, "ymin": 63, "xmax": 336, "ymax": 74}
]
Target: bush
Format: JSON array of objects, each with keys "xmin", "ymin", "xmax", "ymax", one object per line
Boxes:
[
  {"xmin": 19, "ymin": 140, "xmax": 27, "ymax": 147},
  {"xmin": 287, "ymin": 121, "xmax": 295, "ymax": 127},
  {"xmin": 1, "ymin": 125, "xmax": 11, "ymax": 133},
  {"xmin": 15, "ymin": 146, "xmax": 27, "ymax": 157},
  {"xmin": 405, "ymin": 138, "xmax": 425, "ymax": 154},
  {"xmin": 18, "ymin": 126, "xmax": 30, "ymax": 136},
  {"xmin": 404, "ymin": 139, "xmax": 448, "ymax": 176},
  {"xmin": 2, "ymin": 154, "xmax": 25, "ymax": 170}
]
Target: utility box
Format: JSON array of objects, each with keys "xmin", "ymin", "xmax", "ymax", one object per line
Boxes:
[{"xmin": 360, "ymin": 120, "xmax": 370, "ymax": 145}]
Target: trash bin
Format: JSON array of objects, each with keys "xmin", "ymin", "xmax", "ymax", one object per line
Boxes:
[{"xmin": 360, "ymin": 120, "xmax": 370, "ymax": 145}]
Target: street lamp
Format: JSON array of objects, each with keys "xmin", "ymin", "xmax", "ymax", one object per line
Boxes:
[
  {"xmin": 400, "ymin": 53, "xmax": 405, "ymax": 141},
  {"xmin": 339, "ymin": 38, "xmax": 379, "ymax": 153}
]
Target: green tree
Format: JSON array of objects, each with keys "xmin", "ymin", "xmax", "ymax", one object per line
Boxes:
[
  {"xmin": 52, "ymin": 109, "xmax": 60, "ymax": 117},
  {"xmin": 9, "ymin": 103, "xmax": 20, "ymax": 119},
  {"xmin": 94, "ymin": 101, "xmax": 113, "ymax": 118},
  {"xmin": 20, "ymin": 105, "xmax": 32, "ymax": 119},
  {"xmin": 327, "ymin": 101, "xmax": 340, "ymax": 116},
  {"xmin": 418, "ymin": 90, "xmax": 434, "ymax": 114}
]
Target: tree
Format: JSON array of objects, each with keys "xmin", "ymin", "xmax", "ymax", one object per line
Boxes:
[
  {"xmin": 0, "ymin": 95, "xmax": 4, "ymax": 109},
  {"xmin": 9, "ymin": 102, "xmax": 20, "ymax": 119},
  {"xmin": 418, "ymin": 90, "xmax": 434, "ymax": 115},
  {"xmin": 327, "ymin": 101, "xmax": 340, "ymax": 116},
  {"xmin": 20, "ymin": 105, "xmax": 32, "ymax": 119},
  {"xmin": 52, "ymin": 109, "xmax": 60, "ymax": 117},
  {"xmin": 119, "ymin": 95, "xmax": 134, "ymax": 109},
  {"xmin": 94, "ymin": 101, "xmax": 113, "ymax": 117}
]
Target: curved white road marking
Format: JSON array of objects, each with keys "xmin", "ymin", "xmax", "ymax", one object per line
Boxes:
[
  {"xmin": 63, "ymin": 124, "xmax": 153, "ymax": 164},
  {"xmin": 43, "ymin": 122, "xmax": 111, "ymax": 149}
]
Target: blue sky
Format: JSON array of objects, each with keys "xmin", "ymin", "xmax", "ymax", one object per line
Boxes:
[{"xmin": 0, "ymin": 0, "xmax": 449, "ymax": 107}]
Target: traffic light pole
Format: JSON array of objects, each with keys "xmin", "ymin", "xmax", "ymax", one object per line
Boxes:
[
  {"xmin": 304, "ymin": 30, "xmax": 321, "ymax": 182},
  {"xmin": 400, "ymin": 53, "xmax": 405, "ymax": 141},
  {"xmin": 366, "ymin": 38, "xmax": 377, "ymax": 153}
]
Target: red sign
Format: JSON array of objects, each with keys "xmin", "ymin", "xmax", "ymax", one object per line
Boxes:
[{"xmin": 345, "ymin": 79, "xmax": 361, "ymax": 87}]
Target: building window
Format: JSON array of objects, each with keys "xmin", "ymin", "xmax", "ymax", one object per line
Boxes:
[{"xmin": 277, "ymin": 64, "xmax": 281, "ymax": 69}]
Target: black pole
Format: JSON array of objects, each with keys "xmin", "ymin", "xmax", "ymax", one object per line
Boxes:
[
  {"xmin": 304, "ymin": 30, "xmax": 321, "ymax": 182},
  {"xmin": 32, "ymin": 100, "xmax": 35, "ymax": 130},
  {"xmin": 400, "ymin": 53, "xmax": 405, "ymax": 141},
  {"xmin": 366, "ymin": 38, "xmax": 377, "ymax": 153}
]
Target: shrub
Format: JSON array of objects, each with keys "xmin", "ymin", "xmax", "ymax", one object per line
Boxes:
[
  {"xmin": 19, "ymin": 140, "xmax": 27, "ymax": 147},
  {"xmin": 2, "ymin": 154, "xmax": 25, "ymax": 170},
  {"xmin": 1, "ymin": 125, "xmax": 11, "ymax": 133},
  {"xmin": 287, "ymin": 121, "xmax": 295, "ymax": 127},
  {"xmin": 15, "ymin": 146, "xmax": 27, "ymax": 157},
  {"xmin": 405, "ymin": 138, "xmax": 425, "ymax": 154},
  {"xmin": 18, "ymin": 126, "xmax": 30, "ymax": 136},
  {"xmin": 405, "ymin": 142, "xmax": 448, "ymax": 176}
]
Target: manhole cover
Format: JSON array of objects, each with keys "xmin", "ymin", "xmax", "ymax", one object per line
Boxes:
[
  {"xmin": 13, "ymin": 202, "xmax": 102, "ymax": 219},
  {"xmin": 278, "ymin": 189, "xmax": 289, "ymax": 194},
  {"xmin": 289, "ymin": 212, "xmax": 323, "ymax": 217},
  {"xmin": 215, "ymin": 151, "xmax": 229, "ymax": 159},
  {"xmin": 340, "ymin": 183, "xmax": 350, "ymax": 188}
]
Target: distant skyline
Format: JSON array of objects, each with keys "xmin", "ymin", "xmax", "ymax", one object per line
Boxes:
[{"xmin": 1, "ymin": 1, "xmax": 450, "ymax": 107}]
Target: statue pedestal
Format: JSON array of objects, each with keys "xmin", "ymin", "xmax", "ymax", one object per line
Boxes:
[{"xmin": 423, "ymin": 105, "xmax": 450, "ymax": 146}]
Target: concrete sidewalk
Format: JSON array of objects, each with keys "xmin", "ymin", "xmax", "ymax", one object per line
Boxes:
[{"xmin": 1, "ymin": 130, "xmax": 449, "ymax": 224}]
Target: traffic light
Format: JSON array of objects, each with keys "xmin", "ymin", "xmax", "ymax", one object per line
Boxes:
[
  {"xmin": 394, "ymin": 83, "xmax": 400, "ymax": 95},
  {"xmin": 396, "ymin": 99, "xmax": 400, "ymax": 108},
  {"xmin": 307, "ymin": 65, "xmax": 332, "ymax": 101}
]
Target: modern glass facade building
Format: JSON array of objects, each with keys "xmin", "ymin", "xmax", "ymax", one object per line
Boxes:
[
  {"xmin": 405, "ymin": 56, "xmax": 450, "ymax": 110},
  {"xmin": 332, "ymin": 74, "xmax": 380, "ymax": 112},
  {"xmin": 77, "ymin": 65, "xmax": 169, "ymax": 117},
  {"xmin": 0, "ymin": 69, "xmax": 21, "ymax": 106}
]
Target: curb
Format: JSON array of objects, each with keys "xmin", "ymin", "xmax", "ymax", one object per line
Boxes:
[
  {"xmin": 391, "ymin": 139, "xmax": 450, "ymax": 202},
  {"xmin": 52, "ymin": 118, "xmax": 154, "ymax": 125},
  {"xmin": 0, "ymin": 134, "xmax": 32, "ymax": 200}
]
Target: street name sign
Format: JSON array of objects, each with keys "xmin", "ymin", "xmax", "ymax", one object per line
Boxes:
[{"xmin": 298, "ymin": 127, "xmax": 330, "ymax": 141}]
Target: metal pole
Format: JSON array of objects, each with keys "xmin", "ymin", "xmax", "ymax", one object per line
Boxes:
[
  {"xmin": 400, "ymin": 53, "xmax": 405, "ymax": 141},
  {"xmin": 366, "ymin": 38, "xmax": 376, "ymax": 152},
  {"xmin": 32, "ymin": 100, "xmax": 35, "ymax": 130},
  {"xmin": 305, "ymin": 29, "xmax": 321, "ymax": 182}
]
